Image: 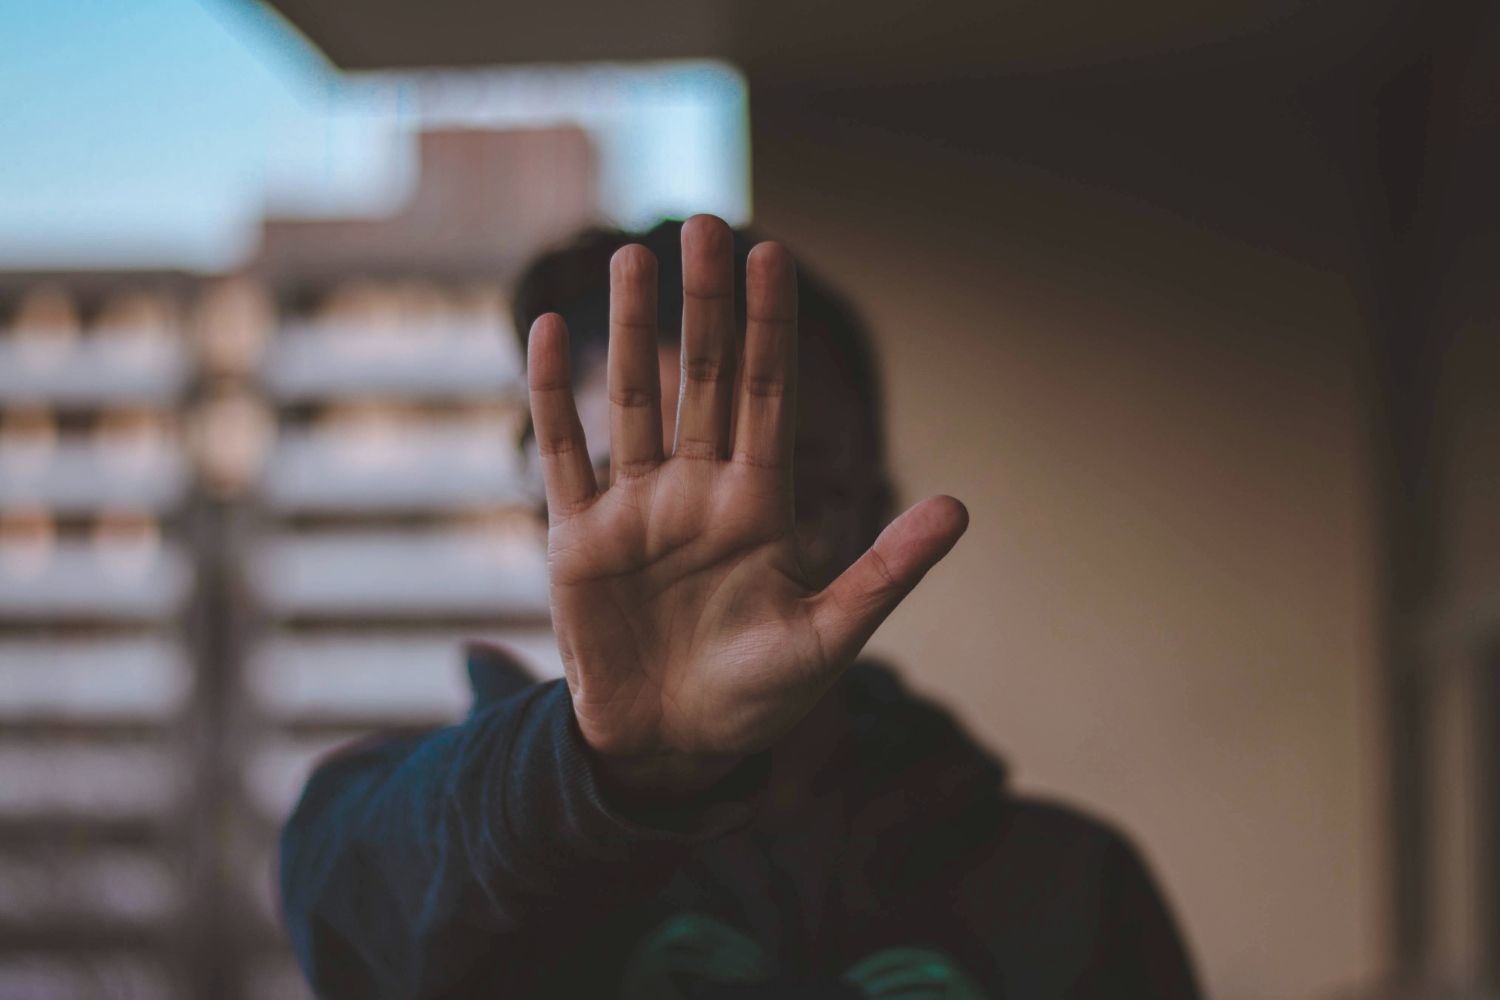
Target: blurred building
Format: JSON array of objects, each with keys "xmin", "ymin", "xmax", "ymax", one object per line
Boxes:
[{"xmin": 0, "ymin": 125, "xmax": 595, "ymax": 1000}]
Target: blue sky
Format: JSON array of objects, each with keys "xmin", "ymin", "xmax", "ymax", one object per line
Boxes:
[{"xmin": 0, "ymin": 0, "xmax": 748, "ymax": 271}]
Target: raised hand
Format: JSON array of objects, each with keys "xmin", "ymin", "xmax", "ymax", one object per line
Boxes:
[{"xmin": 528, "ymin": 215, "xmax": 968, "ymax": 798}]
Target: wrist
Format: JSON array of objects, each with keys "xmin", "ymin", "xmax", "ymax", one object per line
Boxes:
[{"xmin": 594, "ymin": 749, "xmax": 744, "ymax": 803}]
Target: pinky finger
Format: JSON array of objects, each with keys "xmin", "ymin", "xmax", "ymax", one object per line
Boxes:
[{"xmin": 527, "ymin": 314, "xmax": 597, "ymax": 518}]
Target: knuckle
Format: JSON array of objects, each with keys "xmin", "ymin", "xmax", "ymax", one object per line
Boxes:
[
  {"xmin": 612, "ymin": 317, "xmax": 656, "ymax": 335},
  {"xmin": 609, "ymin": 387, "xmax": 656, "ymax": 409},
  {"xmin": 730, "ymin": 450, "xmax": 781, "ymax": 471},
  {"xmin": 612, "ymin": 457, "xmax": 657, "ymax": 479},
  {"xmin": 867, "ymin": 548, "xmax": 901, "ymax": 594},
  {"xmin": 747, "ymin": 310, "xmax": 797, "ymax": 326},
  {"xmin": 742, "ymin": 374, "xmax": 786, "ymax": 398},
  {"xmin": 550, "ymin": 496, "xmax": 593, "ymax": 518},
  {"xmin": 683, "ymin": 356, "xmax": 726, "ymax": 383},
  {"xmin": 537, "ymin": 435, "xmax": 583, "ymax": 458},
  {"xmin": 673, "ymin": 437, "xmax": 720, "ymax": 461}
]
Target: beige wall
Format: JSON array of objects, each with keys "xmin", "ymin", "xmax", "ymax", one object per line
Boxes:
[{"xmin": 752, "ymin": 93, "xmax": 1384, "ymax": 999}]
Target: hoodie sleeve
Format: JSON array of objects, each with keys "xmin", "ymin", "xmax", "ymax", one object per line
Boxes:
[{"xmin": 277, "ymin": 649, "xmax": 765, "ymax": 999}]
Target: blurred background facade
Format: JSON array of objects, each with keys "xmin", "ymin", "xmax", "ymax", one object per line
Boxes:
[
  {"xmin": 0, "ymin": 124, "xmax": 609, "ymax": 997},
  {"xmin": 1, "ymin": 1, "xmax": 1498, "ymax": 998}
]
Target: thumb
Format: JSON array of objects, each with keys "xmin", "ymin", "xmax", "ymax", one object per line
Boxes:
[{"xmin": 810, "ymin": 495, "xmax": 969, "ymax": 665}]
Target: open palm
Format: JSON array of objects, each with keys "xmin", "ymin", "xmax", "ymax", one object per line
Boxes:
[{"xmin": 528, "ymin": 215, "xmax": 967, "ymax": 796}]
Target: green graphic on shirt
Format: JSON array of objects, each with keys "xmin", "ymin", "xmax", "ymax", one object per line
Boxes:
[{"xmin": 620, "ymin": 913, "xmax": 987, "ymax": 999}]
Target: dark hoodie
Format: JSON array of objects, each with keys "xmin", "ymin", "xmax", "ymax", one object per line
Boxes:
[{"xmin": 280, "ymin": 645, "xmax": 1201, "ymax": 999}]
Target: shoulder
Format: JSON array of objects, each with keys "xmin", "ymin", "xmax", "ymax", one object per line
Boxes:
[
  {"xmin": 844, "ymin": 663, "xmax": 1137, "ymax": 851},
  {"xmin": 984, "ymin": 794, "xmax": 1169, "ymax": 925},
  {"xmin": 842, "ymin": 664, "xmax": 1199, "ymax": 994},
  {"xmin": 842, "ymin": 664, "xmax": 1164, "ymax": 910},
  {"xmin": 987, "ymin": 798, "xmax": 1200, "ymax": 996},
  {"xmin": 841, "ymin": 660, "xmax": 1007, "ymax": 788},
  {"xmin": 999, "ymin": 796, "xmax": 1140, "ymax": 865}
]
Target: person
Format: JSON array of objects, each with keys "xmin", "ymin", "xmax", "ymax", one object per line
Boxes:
[{"xmin": 279, "ymin": 215, "xmax": 1201, "ymax": 999}]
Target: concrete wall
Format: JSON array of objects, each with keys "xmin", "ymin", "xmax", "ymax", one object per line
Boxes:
[{"xmin": 750, "ymin": 86, "xmax": 1385, "ymax": 999}]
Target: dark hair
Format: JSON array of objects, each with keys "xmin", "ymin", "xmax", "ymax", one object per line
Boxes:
[{"xmin": 511, "ymin": 219, "xmax": 887, "ymax": 467}]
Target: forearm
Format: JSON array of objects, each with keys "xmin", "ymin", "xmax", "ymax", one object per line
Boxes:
[{"xmin": 279, "ymin": 679, "xmax": 763, "ymax": 998}]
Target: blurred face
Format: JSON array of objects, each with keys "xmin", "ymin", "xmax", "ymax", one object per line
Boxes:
[{"xmin": 569, "ymin": 324, "xmax": 889, "ymax": 586}]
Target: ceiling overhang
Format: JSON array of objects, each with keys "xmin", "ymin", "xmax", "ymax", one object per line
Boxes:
[{"xmin": 258, "ymin": 0, "xmax": 1425, "ymax": 95}]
